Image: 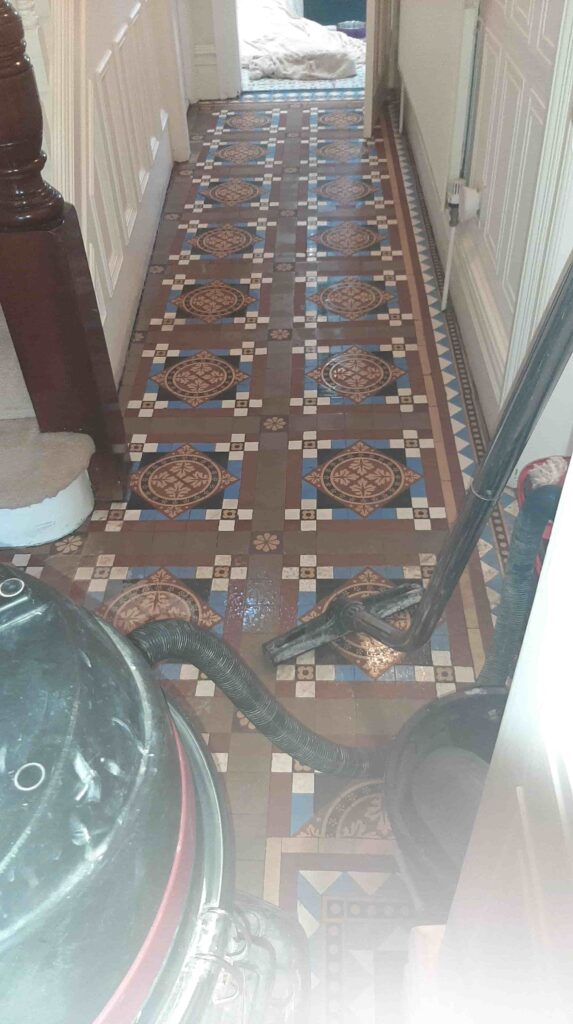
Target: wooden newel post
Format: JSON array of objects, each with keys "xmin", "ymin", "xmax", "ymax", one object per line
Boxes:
[{"xmin": 0, "ymin": 0, "xmax": 127, "ymax": 500}]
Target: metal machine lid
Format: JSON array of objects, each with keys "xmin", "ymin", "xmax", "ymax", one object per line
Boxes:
[{"xmin": 0, "ymin": 565, "xmax": 173, "ymax": 944}]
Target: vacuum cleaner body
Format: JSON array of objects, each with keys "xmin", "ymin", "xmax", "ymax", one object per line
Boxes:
[
  {"xmin": 0, "ymin": 570, "xmax": 186, "ymax": 1024},
  {"xmin": 0, "ymin": 567, "xmax": 307, "ymax": 1024}
]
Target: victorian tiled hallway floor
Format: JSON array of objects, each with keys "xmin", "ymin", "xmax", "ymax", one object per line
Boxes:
[{"xmin": 2, "ymin": 97, "xmax": 509, "ymax": 1021}]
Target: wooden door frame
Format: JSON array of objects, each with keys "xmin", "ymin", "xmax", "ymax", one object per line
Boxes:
[{"xmin": 365, "ymin": 0, "xmax": 399, "ymax": 138}]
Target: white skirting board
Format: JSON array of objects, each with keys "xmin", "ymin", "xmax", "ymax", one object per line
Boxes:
[{"xmin": 0, "ymin": 472, "xmax": 94, "ymax": 548}]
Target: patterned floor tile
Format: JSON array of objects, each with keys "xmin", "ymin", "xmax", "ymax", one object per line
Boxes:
[
  {"xmin": 307, "ymin": 219, "xmax": 400, "ymax": 260},
  {"xmin": 90, "ymin": 435, "xmax": 258, "ymax": 531},
  {"xmin": 2, "ymin": 94, "xmax": 508, "ymax": 1024},
  {"xmin": 296, "ymin": 272, "xmax": 414, "ymax": 328},
  {"xmin": 171, "ymin": 219, "xmax": 269, "ymax": 262},
  {"xmin": 151, "ymin": 273, "xmax": 271, "ymax": 331},
  {"xmin": 129, "ymin": 339, "xmax": 266, "ymax": 417},
  {"xmin": 285, "ymin": 432, "xmax": 445, "ymax": 530},
  {"xmin": 290, "ymin": 342, "xmax": 427, "ymax": 415},
  {"xmin": 306, "ymin": 172, "xmax": 390, "ymax": 211}
]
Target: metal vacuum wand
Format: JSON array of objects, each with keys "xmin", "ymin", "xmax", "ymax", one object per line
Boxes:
[{"xmin": 265, "ymin": 254, "xmax": 573, "ymax": 665}]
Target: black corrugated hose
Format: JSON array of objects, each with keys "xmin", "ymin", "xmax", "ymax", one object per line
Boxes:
[
  {"xmin": 129, "ymin": 482, "xmax": 560, "ymax": 779},
  {"xmin": 477, "ymin": 482, "xmax": 561, "ymax": 687},
  {"xmin": 129, "ymin": 619, "xmax": 384, "ymax": 778}
]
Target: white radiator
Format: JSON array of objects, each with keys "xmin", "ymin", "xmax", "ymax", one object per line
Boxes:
[{"xmin": 398, "ymin": 0, "xmax": 479, "ymax": 207}]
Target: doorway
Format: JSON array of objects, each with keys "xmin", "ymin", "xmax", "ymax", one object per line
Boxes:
[{"xmin": 236, "ymin": 0, "xmax": 367, "ymax": 96}]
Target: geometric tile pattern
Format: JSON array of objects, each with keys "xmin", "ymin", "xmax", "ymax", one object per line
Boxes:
[
  {"xmin": 290, "ymin": 342, "xmax": 427, "ymax": 414},
  {"xmin": 130, "ymin": 340, "xmax": 267, "ymax": 417},
  {"xmin": 129, "ymin": 443, "xmax": 238, "ymax": 519},
  {"xmin": 389, "ymin": 107, "xmax": 509, "ymax": 607},
  {"xmin": 286, "ymin": 432, "xmax": 445, "ymax": 529},
  {"xmin": 307, "ymin": 347, "xmax": 405, "ymax": 403},
  {"xmin": 304, "ymin": 441, "xmax": 421, "ymax": 518},
  {"xmin": 152, "ymin": 352, "xmax": 248, "ymax": 407},
  {"xmin": 307, "ymin": 173, "xmax": 388, "ymax": 211},
  {"xmin": 152, "ymin": 273, "xmax": 270, "ymax": 331},
  {"xmin": 3, "ymin": 95, "xmax": 508, "ymax": 1024},
  {"xmin": 98, "ymin": 566, "xmax": 222, "ymax": 633},
  {"xmin": 192, "ymin": 175, "xmax": 278, "ymax": 212},
  {"xmin": 90, "ymin": 435, "xmax": 257, "ymax": 531},
  {"xmin": 280, "ymin": 561, "xmax": 474, "ymax": 688},
  {"xmin": 310, "ymin": 277, "xmax": 393, "ymax": 320},
  {"xmin": 298, "ymin": 273, "xmax": 412, "ymax": 327}
]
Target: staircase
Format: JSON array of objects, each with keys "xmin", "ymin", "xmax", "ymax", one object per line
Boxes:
[{"xmin": 0, "ymin": 0, "xmax": 127, "ymax": 548}]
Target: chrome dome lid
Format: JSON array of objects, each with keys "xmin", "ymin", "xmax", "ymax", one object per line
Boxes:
[{"xmin": 0, "ymin": 565, "xmax": 185, "ymax": 1024}]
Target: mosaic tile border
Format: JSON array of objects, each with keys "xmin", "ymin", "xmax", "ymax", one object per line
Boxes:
[{"xmin": 389, "ymin": 107, "xmax": 509, "ymax": 609}]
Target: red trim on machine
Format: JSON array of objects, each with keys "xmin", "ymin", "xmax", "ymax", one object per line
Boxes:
[{"xmin": 92, "ymin": 726, "xmax": 196, "ymax": 1024}]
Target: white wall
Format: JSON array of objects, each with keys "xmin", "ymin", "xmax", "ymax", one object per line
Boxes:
[{"xmin": 435, "ymin": 463, "xmax": 573, "ymax": 1022}]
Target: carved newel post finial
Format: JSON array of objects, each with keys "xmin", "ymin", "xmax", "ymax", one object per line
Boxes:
[{"xmin": 0, "ymin": 0, "xmax": 63, "ymax": 230}]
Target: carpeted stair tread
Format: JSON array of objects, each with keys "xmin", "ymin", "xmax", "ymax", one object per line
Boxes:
[{"xmin": 0, "ymin": 419, "xmax": 94, "ymax": 509}]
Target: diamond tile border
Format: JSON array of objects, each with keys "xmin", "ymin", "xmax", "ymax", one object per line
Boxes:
[{"xmin": 389, "ymin": 106, "xmax": 508, "ymax": 611}]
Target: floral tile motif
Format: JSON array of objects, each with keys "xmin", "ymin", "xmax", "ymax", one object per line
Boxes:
[
  {"xmin": 216, "ymin": 107, "xmax": 284, "ymax": 135},
  {"xmin": 201, "ymin": 138, "xmax": 282, "ymax": 169},
  {"xmin": 317, "ymin": 109, "xmax": 363, "ymax": 129},
  {"xmin": 152, "ymin": 352, "xmax": 248, "ymax": 407},
  {"xmin": 285, "ymin": 431, "xmax": 444, "ymax": 529},
  {"xmin": 309, "ymin": 221, "xmax": 383, "ymax": 257},
  {"xmin": 130, "ymin": 340, "xmax": 266, "ymax": 417},
  {"xmin": 198, "ymin": 107, "xmax": 285, "ymax": 168},
  {"xmin": 315, "ymin": 140, "xmax": 369, "ymax": 163},
  {"xmin": 291, "ymin": 339, "xmax": 425, "ymax": 414},
  {"xmin": 190, "ymin": 223, "xmax": 264, "ymax": 260},
  {"xmin": 152, "ymin": 274, "xmax": 269, "ymax": 330},
  {"xmin": 98, "ymin": 567, "xmax": 222, "ymax": 633},
  {"xmin": 304, "ymin": 346, "xmax": 406, "ymax": 405},
  {"xmin": 130, "ymin": 443, "xmax": 238, "ymax": 519},
  {"xmin": 169, "ymin": 216, "xmax": 276, "ymax": 267},
  {"xmin": 90, "ymin": 435, "xmax": 257, "ymax": 530},
  {"xmin": 202, "ymin": 178, "xmax": 263, "ymax": 206},
  {"xmin": 174, "ymin": 280, "xmax": 254, "ymax": 322},
  {"xmin": 306, "ymin": 173, "xmax": 388, "ymax": 211},
  {"xmin": 190, "ymin": 174, "xmax": 277, "ymax": 212},
  {"xmin": 301, "ymin": 274, "xmax": 411, "ymax": 325},
  {"xmin": 296, "ymin": 212, "xmax": 402, "ymax": 267},
  {"xmin": 215, "ymin": 141, "xmax": 268, "ymax": 164},
  {"xmin": 224, "ymin": 111, "xmax": 274, "ymax": 131},
  {"xmin": 305, "ymin": 441, "xmax": 420, "ymax": 518},
  {"xmin": 300, "ymin": 569, "xmax": 426, "ymax": 679}
]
